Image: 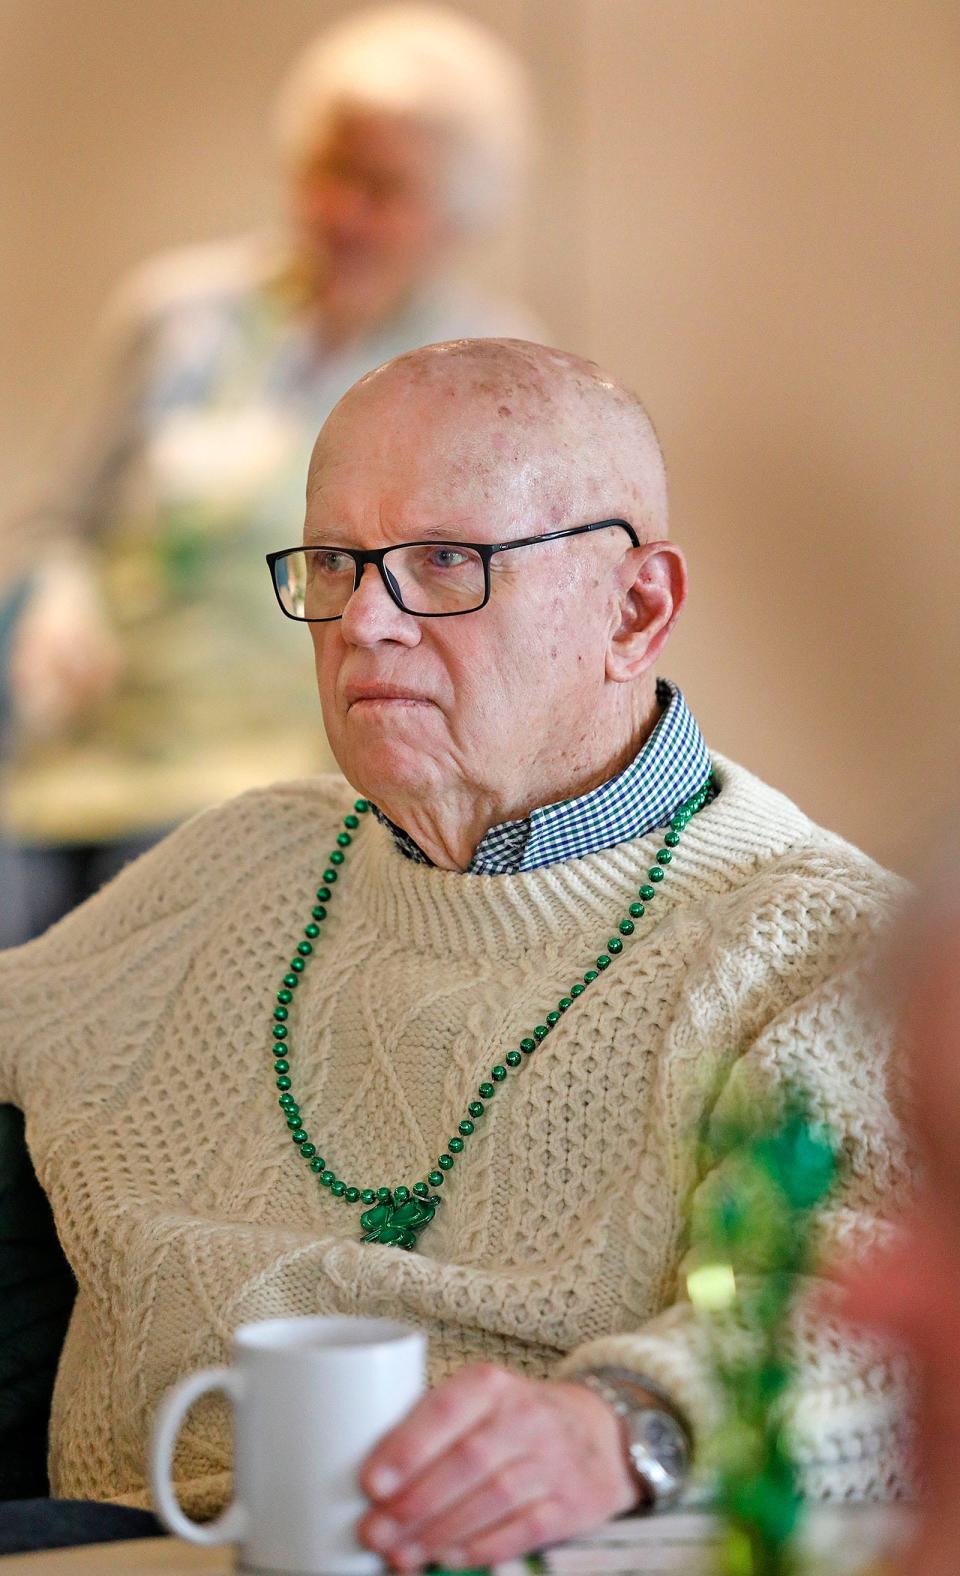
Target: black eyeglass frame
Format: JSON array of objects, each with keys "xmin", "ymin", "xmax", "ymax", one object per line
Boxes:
[{"xmin": 266, "ymin": 518, "xmax": 640, "ymax": 622}]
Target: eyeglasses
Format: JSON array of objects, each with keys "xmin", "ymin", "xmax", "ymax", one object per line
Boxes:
[{"xmin": 266, "ymin": 518, "xmax": 639, "ymax": 622}]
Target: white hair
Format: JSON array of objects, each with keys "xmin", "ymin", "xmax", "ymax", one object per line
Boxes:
[{"xmin": 273, "ymin": 4, "xmax": 535, "ymax": 234}]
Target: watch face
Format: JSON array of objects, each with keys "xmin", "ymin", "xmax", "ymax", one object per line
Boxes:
[{"xmin": 639, "ymin": 1411, "xmax": 687, "ymax": 1477}]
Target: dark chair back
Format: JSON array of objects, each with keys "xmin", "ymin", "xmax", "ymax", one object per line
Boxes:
[{"xmin": 0, "ymin": 1106, "xmax": 76, "ymax": 1498}]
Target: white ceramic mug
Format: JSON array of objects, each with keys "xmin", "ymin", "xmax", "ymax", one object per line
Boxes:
[{"xmin": 150, "ymin": 1314, "xmax": 426, "ymax": 1575}]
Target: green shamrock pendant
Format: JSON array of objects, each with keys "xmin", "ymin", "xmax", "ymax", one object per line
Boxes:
[{"xmin": 360, "ymin": 1190, "xmax": 442, "ymax": 1250}]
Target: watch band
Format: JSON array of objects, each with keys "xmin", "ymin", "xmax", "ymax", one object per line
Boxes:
[{"xmin": 571, "ymin": 1367, "xmax": 691, "ymax": 1510}]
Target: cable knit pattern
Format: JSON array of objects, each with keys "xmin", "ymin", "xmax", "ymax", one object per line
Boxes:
[{"xmin": 0, "ymin": 755, "xmax": 911, "ymax": 1514}]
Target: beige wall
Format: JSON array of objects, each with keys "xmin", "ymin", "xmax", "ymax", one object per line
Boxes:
[{"xmin": 2, "ymin": 0, "xmax": 957, "ymax": 871}]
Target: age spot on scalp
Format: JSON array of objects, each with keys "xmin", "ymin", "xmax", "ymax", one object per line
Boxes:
[{"xmin": 497, "ymin": 404, "xmax": 512, "ymax": 417}]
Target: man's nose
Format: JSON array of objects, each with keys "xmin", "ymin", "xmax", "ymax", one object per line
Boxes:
[{"xmin": 339, "ymin": 563, "xmax": 419, "ymax": 647}]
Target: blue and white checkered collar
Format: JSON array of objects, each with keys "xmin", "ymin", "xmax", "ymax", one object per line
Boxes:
[{"xmin": 372, "ymin": 678, "xmax": 712, "ymax": 875}]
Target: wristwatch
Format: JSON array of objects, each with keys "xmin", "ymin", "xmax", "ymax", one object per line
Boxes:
[{"xmin": 572, "ymin": 1367, "xmax": 691, "ymax": 1510}]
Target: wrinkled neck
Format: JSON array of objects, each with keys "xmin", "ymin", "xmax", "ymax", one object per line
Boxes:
[{"xmin": 377, "ymin": 683, "xmax": 662, "ymax": 870}]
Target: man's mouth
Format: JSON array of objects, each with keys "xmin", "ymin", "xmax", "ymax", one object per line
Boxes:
[{"xmin": 345, "ymin": 683, "xmax": 434, "ymax": 710}]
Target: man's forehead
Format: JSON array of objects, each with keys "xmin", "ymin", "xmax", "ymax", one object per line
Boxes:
[
  {"xmin": 310, "ymin": 384, "xmax": 558, "ymax": 512},
  {"xmin": 315, "ymin": 367, "xmax": 594, "ymax": 489},
  {"xmin": 307, "ymin": 427, "xmax": 550, "ymax": 537}
]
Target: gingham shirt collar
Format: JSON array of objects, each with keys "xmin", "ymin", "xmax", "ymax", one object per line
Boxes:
[{"xmin": 372, "ymin": 678, "xmax": 712, "ymax": 875}]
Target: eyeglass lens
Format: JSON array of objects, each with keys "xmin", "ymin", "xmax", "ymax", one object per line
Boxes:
[{"xmin": 274, "ymin": 544, "xmax": 487, "ymax": 619}]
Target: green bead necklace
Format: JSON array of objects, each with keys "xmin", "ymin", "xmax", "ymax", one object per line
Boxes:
[{"xmin": 270, "ymin": 772, "xmax": 713, "ymax": 1250}]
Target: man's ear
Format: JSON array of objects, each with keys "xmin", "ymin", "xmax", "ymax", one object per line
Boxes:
[{"xmin": 606, "ymin": 542, "xmax": 687, "ymax": 683}]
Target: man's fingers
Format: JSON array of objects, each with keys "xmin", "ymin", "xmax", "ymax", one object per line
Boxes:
[
  {"xmin": 360, "ymin": 1363, "xmax": 510, "ymax": 1501},
  {"xmin": 371, "ymin": 1450, "xmax": 547, "ymax": 1570},
  {"xmin": 434, "ymin": 1496, "xmax": 570, "ymax": 1572},
  {"xmin": 362, "ymin": 1419, "xmax": 527, "ymax": 1540}
]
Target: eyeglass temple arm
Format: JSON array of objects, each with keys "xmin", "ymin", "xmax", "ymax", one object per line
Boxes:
[{"xmin": 486, "ymin": 519, "xmax": 638, "ymax": 555}]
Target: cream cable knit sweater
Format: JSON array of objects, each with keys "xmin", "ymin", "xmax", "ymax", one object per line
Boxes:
[{"xmin": 0, "ymin": 755, "xmax": 910, "ymax": 1514}]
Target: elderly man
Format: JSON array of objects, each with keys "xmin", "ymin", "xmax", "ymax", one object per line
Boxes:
[{"xmin": 0, "ymin": 340, "xmax": 907, "ymax": 1565}]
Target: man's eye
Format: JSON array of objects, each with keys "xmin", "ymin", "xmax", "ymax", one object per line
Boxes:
[
  {"xmin": 315, "ymin": 551, "xmax": 353, "ymax": 575},
  {"xmin": 428, "ymin": 547, "xmax": 471, "ymax": 569}
]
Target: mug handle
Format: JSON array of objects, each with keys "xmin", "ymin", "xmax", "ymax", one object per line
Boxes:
[{"xmin": 150, "ymin": 1366, "xmax": 249, "ymax": 1546}]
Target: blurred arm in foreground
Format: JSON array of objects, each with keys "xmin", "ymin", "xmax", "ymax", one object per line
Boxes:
[{"xmin": 834, "ymin": 867, "xmax": 960, "ymax": 1576}]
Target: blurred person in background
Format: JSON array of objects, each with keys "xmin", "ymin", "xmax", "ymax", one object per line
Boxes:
[{"xmin": 0, "ymin": 2, "xmax": 541, "ymax": 946}]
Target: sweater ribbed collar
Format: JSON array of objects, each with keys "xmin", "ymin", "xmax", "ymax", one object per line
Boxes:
[{"xmin": 342, "ymin": 756, "xmax": 814, "ymax": 961}]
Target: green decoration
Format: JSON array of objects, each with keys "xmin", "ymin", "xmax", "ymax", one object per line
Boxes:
[
  {"xmin": 268, "ymin": 778, "xmax": 714, "ymax": 1248},
  {"xmin": 157, "ymin": 506, "xmax": 213, "ymax": 597},
  {"xmin": 360, "ymin": 1190, "xmax": 441, "ymax": 1250},
  {"xmin": 686, "ymin": 1096, "xmax": 840, "ymax": 1576}
]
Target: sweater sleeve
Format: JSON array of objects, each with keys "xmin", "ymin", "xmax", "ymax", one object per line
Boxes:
[
  {"xmin": 555, "ymin": 936, "xmax": 914, "ymax": 1504},
  {"xmin": 0, "ymin": 786, "xmax": 250, "ymax": 1107},
  {"xmin": 0, "ymin": 778, "xmax": 346, "ymax": 1109},
  {"xmin": 0, "ymin": 820, "xmax": 200, "ymax": 1109}
]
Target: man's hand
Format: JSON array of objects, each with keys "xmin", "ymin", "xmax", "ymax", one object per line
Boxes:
[{"xmin": 358, "ymin": 1363, "xmax": 640, "ymax": 1572}]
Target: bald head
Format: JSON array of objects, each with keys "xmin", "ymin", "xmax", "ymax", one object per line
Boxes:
[{"xmin": 309, "ymin": 338, "xmax": 668, "ymax": 539}]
